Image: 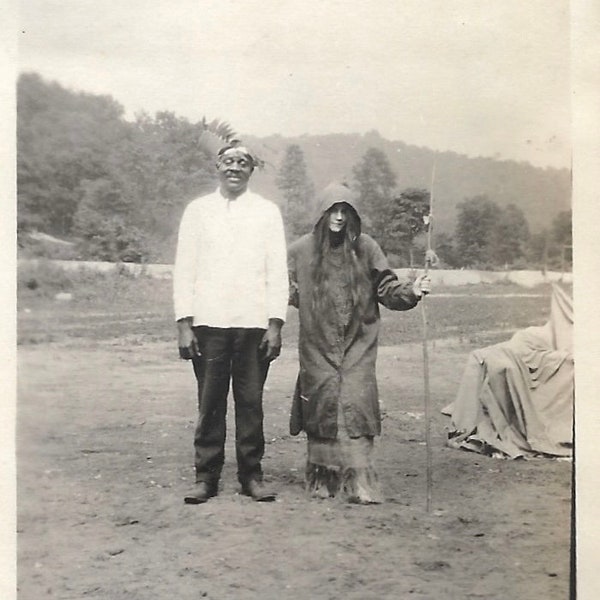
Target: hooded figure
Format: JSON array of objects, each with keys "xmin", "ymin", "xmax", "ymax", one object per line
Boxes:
[{"xmin": 287, "ymin": 181, "xmax": 429, "ymax": 504}]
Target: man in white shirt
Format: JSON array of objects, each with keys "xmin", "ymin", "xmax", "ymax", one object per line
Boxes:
[{"xmin": 173, "ymin": 142, "xmax": 288, "ymax": 503}]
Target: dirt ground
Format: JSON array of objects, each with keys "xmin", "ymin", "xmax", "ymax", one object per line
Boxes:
[{"xmin": 16, "ymin": 286, "xmax": 572, "ymax": 600}]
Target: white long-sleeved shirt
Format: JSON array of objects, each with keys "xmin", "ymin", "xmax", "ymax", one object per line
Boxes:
[{"xmin": 173, "ymin": 188, "xmax": 288, "ymax": 328}]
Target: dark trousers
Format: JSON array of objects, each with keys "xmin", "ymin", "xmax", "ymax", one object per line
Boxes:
[{"xmin": 190, "ymin": 326, "xmax": 270, "ymax": 486}]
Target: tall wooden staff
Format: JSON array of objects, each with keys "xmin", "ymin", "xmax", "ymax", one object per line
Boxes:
[{"xmin": 421, "ymin": 165, "xmax": 436, "ymax": 512}]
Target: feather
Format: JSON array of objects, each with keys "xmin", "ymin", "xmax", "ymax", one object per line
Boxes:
[
  {"xmin": 198, "ymin": 117, "xmax": 240, "ymax": 157},
  {"xmin": 198, "ymin": 117, "xmax": 266, "ymax": 169}
]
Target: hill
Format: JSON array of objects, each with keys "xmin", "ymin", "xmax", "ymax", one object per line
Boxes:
[
  {"xmin": 16, "ymin": 72, "xmax": 571, "ymax": 264},
  {"xmin": 244, "ymin": 131, "xmax": 570, "ymax": 235}
]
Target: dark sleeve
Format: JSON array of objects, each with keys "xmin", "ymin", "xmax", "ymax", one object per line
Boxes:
[
  {"xmin": 365, "ymin": 236, "xmax": 420, "ymax": 311},
  {"xmin": 287, "ymin": 243, "xmax": 299, "ymax": 308},
  {"xmin": 373, "ymin": 269, "xmax": 420, "ymax": 311}
]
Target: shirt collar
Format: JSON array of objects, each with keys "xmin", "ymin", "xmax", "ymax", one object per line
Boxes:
[{"xmin": 217, "ymin": 187, "xmax": 252, "ymax": 202}]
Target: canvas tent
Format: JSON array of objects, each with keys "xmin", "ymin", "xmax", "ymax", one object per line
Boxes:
[{"xmin": 443, "ymin": 284, "xmax": 573, "ymax": 459}]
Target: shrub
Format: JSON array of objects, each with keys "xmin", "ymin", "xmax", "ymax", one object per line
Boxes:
[
  {"xmin": 17, "ymin": 260, "xmax": 75, "ymax": 297},
  {"xmin": 75, "ymin": 214, "xmax": 149, "ymax": 263}
]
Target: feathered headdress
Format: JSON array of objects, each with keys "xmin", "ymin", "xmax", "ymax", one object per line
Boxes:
[{"xmin": 198, "ymin": 118, "xmax": 265, "ymax": 169}]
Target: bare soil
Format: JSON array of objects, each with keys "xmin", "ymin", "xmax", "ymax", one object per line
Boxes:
[{"xmin": 16, "ymin": 282, "xmax": 572, "ymax": 599}]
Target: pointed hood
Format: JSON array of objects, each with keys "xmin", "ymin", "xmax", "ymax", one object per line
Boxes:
[{"xmin": 313, "ymin": 181, "xmax": 362, "ymax": 233}]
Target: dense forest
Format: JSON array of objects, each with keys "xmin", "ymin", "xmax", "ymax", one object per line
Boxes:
[{"xmin": 17, "ymin": 73, "xmax": 572, "ymax": 269}]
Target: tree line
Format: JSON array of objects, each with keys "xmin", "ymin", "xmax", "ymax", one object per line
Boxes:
[
  {"xmin": 279, "ymin": 145, "xmax": 571, "ymax": 270},
  {"xmin": 17, "ymin": 72, "xmax": 571, "ymax": 270}
]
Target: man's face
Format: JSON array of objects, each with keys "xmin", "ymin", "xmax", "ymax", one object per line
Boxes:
[
  {"xmin": 217, "ymin": 150, "xmax": 254, "ymax": 197},
  {"xmin": 328, "ymin": 202, "xmax": 349, "ymax": 233}
]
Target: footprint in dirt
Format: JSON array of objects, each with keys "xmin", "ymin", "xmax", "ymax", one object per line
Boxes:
[{"xmin": 415, "ymin": 560, "xmax": 451, "ymax": 571}]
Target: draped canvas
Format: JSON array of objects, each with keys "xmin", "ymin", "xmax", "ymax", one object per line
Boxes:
[{"xmin": 444, "ymin": 284, "xmax": 573, "ymax": 459}]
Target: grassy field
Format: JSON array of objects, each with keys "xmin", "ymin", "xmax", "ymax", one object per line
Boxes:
[{"xmin": 17, "ymin": 263, "xmax": 558, "ymax": 348}]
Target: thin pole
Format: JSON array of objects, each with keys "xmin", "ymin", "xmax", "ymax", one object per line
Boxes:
[
  {"xmin": 421, "ymin": 164, "xmax": 435, "ymax": 512},
  {"xmin": 421, "ymin": 299, "xmax": 432, "ymax": 512}
]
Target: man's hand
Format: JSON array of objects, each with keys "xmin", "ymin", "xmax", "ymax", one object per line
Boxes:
[
  {"xmin": 259, "ymin": 318, "xmax": 283, "ymax": 362},
  {"xmin": 413, "ymin": 274, "xmax": 432, "ymax": 298},
  {"xmin": 177, "ymin": 317, "xmax": 200, "ymax": 360}
]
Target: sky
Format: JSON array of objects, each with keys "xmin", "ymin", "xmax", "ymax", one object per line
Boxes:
[{"xmin": 18, "ymin": 1, "xmax": 571, "ymax": 168}]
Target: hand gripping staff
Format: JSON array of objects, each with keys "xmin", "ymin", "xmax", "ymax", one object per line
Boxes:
[{"xmin": 421, "ymin": 164, "xmax": 438, "ymax": 512}]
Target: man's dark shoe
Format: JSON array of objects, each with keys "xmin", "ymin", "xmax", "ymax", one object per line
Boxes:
[
  {"xmin": 241, "ymin": 479, "xmax": 277, "ymax": 502},
  {"xmin": 184, "ymin": 481, "xmax": 217, "ymax": 504}
]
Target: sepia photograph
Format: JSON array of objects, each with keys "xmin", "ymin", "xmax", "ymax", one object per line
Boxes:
[{"xmin": 5, "ymin": 1, "xmax": 599, "ymax": 598}]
